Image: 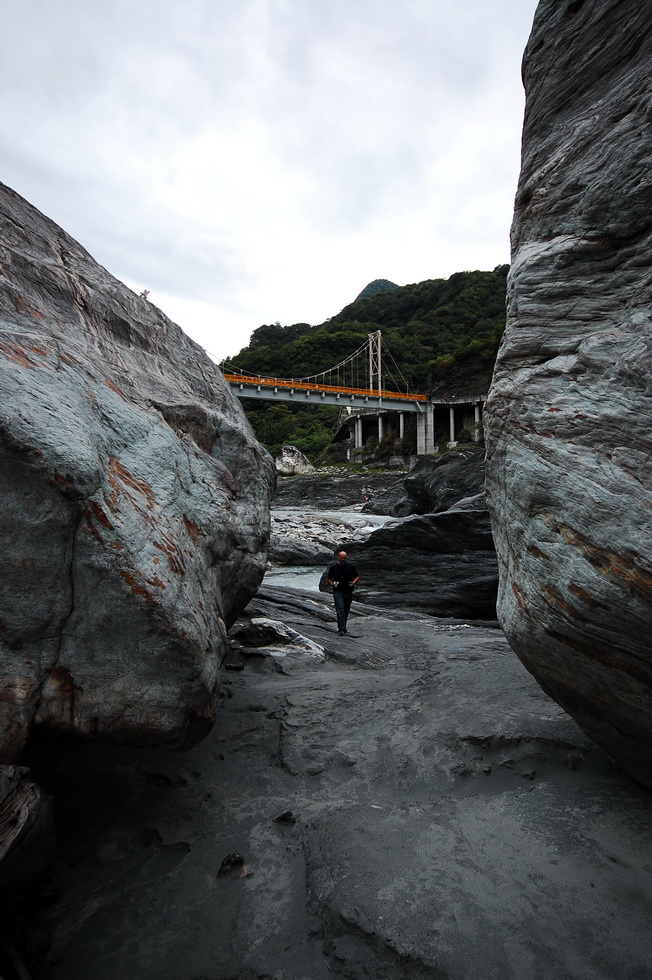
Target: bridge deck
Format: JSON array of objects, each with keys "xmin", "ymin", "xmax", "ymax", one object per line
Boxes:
[{"xmin": 223, "ymin": 373, "xmax": 427, "ymax": 411}]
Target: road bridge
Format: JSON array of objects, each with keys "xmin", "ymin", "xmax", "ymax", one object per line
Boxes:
[{"xmin": 222, "ymin": 331, "xmax": 485, "ymax": 457}]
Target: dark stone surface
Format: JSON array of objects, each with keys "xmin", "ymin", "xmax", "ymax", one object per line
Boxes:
[
  {"xmin": 369, "ymin": 510, "xmax": 494, "ymax": 553},
  {"xmin": 19, "ymin": 586, "xmax": 652, "ymax": 980},
  {"xmin": 484, "ymin": 1, "xmax": 652, "ymax": 788},
  {"xmin": 328, "ymin": 508, "xmax": 498, "ymax": 619},
  {"xmin": 391, "ymin": 447, "xmax": 486, "ymax": 517},
  {"xmin": 274, "ymin": 470, "xmax": 407, "ymax": 513},
  {"xmin": 0, "ymin": 766, "xmax": 54, "ymax": 895}
]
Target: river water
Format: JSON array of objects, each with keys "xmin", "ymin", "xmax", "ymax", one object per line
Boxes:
[
  {"xmin": 264, "ymin": 565, "xmax": 323, "ymax": 591},
  {"xmin": 263, "ymin": 507, "xmax": 393, "ymax": 592}
]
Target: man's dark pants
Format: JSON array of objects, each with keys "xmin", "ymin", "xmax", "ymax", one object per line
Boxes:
[{"xmin": 334, "ymin": 589, "xmax": 352, "ymax": 632}]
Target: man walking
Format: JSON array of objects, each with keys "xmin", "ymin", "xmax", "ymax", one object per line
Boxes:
[{"xmin": 327, "ymin": 551, "xmax": 360, "ymax": 635}]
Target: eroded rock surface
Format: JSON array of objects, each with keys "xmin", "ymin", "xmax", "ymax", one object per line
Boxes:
[
  {"xmin": 485, "ymin": 2, "xmax": 652, "ymax": 786},
  {"xmin": 0, "ymin": 183, "xmax": 275, "ymax": 759},
  {"xmin": 20, "ymin": 587, "xmax": 652, "ymax": 980}
]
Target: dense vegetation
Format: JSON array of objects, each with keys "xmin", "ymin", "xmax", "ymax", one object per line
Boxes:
[{"xmin": 224, "ymin": 266, "xmax": 507, "ymax": 459}]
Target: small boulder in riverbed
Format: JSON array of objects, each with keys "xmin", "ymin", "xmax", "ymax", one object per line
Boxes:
[{"xmin": 275, "ymin": 445, "xmax": 315, "ymax": 476}]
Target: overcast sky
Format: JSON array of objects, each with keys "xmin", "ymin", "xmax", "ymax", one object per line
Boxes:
[{"xmin": 1, "ymin": 0, "xmax": 539, "ymax": 362}]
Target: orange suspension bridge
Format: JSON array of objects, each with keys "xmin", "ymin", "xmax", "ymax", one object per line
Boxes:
[{"xmin": 220, "ymin": 331, "xmax": 485, "ymax": 456}]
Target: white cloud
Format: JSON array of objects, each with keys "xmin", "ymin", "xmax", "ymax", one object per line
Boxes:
[{"xmin": 0, "ymin": 0, "xmax": 539, "ymax": 361}]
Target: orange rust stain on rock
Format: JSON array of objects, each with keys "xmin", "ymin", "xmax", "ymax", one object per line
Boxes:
[
  {"xmin": 82, "ymin": 510, "xmax": 104, "ymax": 542},
  {"xmin": 53, "ymin": 470, "xmax": 74, "ymax": 488},
  {"xmin": 120, "ymin": 569, "xmax": 156, "ymax": 605},
  {"xmin": 47, "ymin": 666, "xmax": 83, "ymax": 725},
  {"xmin": 50, "ymin": 665, "xmax": 83, "ymax": 695},
  {"xmin": 10, "ymin": 291, "xmax": 45, "ymax": 321},
  {"xmin": 543, "ymin": 585, "xmax": 580, "ymax": 618},
  {"xmin": 512, "ymin": 583, "xmax": 528, "ymax": 610},
  {"xmin": 105, "ymin": 377, "xmax": 126, "ymax": 397},
  {"xmin": 85, "ymin": 500, "xmax": 113, "ymax": 529},
  {"xmin": 0, "ymin": 341, "xmax": 38, "ymax": 370},
  {"xmin": 547, "ymin": 406, "xmax": 561, "ymax": 412},
  {"xmin": 568, "ymin": 584, "xmax": 603, "ymax": 608},
  {"xmin": 527, "ymin": 544, "xmax": 549, "ymax": 560},
  {"xmin": 153, "ymin": 536, "xmax": 186, "ymax": 575},
  {"xmin": 59, "ymin": 352, "xmax": 81, "ymax": 366},
  {"xmin": 183, "ymin": 516, "xmax": 203, "ymax": 543},
  {"xmin": 551, "ymin": 521, "xmax": 652, "ymax": 599},
  {"xmin": 108, "ymin": 458, "xmax": 156, "ymax": 508}
]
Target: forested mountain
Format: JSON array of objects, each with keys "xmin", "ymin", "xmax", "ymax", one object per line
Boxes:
[
  {"xmin": 224, "ymin": 265, "xmax": 508, "ymax": 459},
  {"xmin": 354, "ymin": 278, "xmax": 399, "ymax": 301}
]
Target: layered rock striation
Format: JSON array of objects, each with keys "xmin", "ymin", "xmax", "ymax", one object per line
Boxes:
[
  {"xmin": 0, "ymin": 183, "xmax": 275, "ymax": 759},
  {"xmin": 485, "ymin": 2, "xmax": 652, "ymax": 785}
]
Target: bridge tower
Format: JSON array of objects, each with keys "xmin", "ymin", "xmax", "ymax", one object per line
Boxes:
[{"xmin": 367, "ymin": 330, "xmax": 382, "ymax": 394}]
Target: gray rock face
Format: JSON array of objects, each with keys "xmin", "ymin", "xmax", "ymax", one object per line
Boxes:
[
  {"xmin": 323, "ymin": 507, "xmax": 498, "ymax": 620},
  {"xmin": 390, "ymin": 448, "xmax": 486, "ymax": 517},
  {"xmin": 484, "ymin": 3, "xmax": 652, "ymax": 786},
  {"xmin": 0, "ymin": 183, "xmax": 275, "ymax": 759},
  {"xmin": 274, "ymin": 445, "xmax": 315, "ymax": 476}
]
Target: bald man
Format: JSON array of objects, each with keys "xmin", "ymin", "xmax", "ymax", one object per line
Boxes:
[{"xmin": 327, "ymin": 550, "xmax": 360, "ymax": 635}]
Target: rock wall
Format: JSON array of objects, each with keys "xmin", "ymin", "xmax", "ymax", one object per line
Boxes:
[
  {"xmin": 485, "ymin": 2, "xmax": 652, "ymax": 786},
  {"xmin": 0, "ymin": 183, "xmax": 276, "ymax": 760}
]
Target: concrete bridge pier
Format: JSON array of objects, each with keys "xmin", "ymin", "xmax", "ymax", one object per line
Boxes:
[
  {"xmin": 416, "ymin": 403, "xmax": 435, "ymax": 455},
  {"xmin": 354, "ymin": 416, "xmax": 363, "ymax": 450},
  {"xmin": 449, "ymin": 405, "xmax": 457, "ymax": 447}
]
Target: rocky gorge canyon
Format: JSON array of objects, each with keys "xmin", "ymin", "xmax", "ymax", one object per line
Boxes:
[{"xmin": 1, "ymin": 0, "xmax": 652, "ymax": 977}]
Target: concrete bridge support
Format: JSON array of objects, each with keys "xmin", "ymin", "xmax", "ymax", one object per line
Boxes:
[
  {"xmin": 354, "ymin": 416, "xmax": 363, "ymax": 450},
  {"xmin": 449, "ymin": 406, "xmax": 456, "ymax": 447},
  {"xmin": 416, "ymin": 403, "xmax": 435, "ymax": 455}
]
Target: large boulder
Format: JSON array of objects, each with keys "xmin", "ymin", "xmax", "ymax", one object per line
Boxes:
[
  {"xmin": 389, "ymin": 448, "xmax": 486, "ymax": 517},
  {"xmin": 322, "ymin": 507, "xmax": 498, "ymax": 620},
  {"xmin": 484, "ymin": 3, "xmax": 652, "ymax": 786},
  {"xmin": 0, "ymin": 183, "xmax": 276, "ymax": 760}
]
